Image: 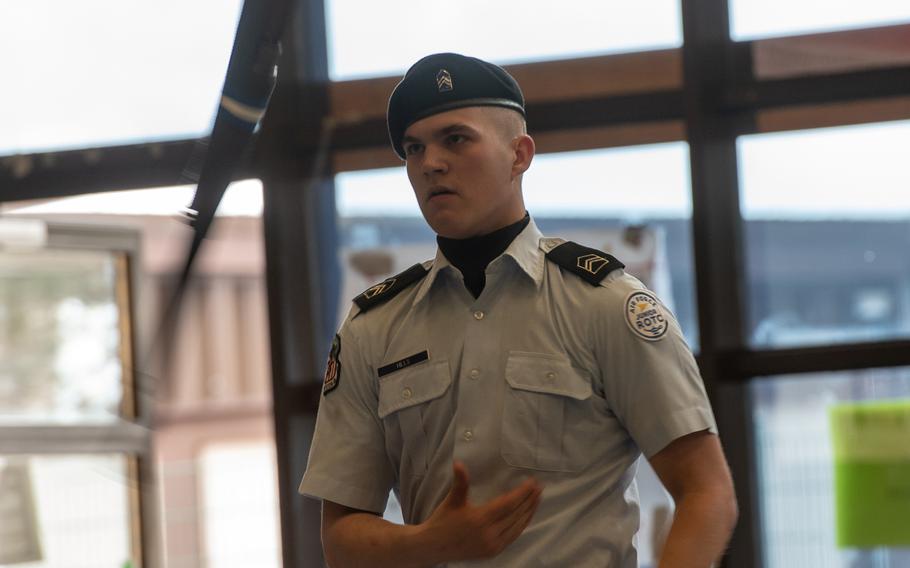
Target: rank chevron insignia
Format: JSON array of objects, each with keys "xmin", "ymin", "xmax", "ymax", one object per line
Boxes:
[
  {"xmin": 353, "ymin": 263, "xmax": 430, "ymax": 312},
  {"xmin": 544, "ymin": 241, "xmax": 625, "ymax": 286},
  {"xmin": 363, "ymin": 278, "xmax": 396, "ymax": 299},
  {"xmin": 436, "ymin": 69, "xmax": 454, "ymax": 92},
  {"xmin": 577, "ymin": 253, "xmax": 609, "ymax": 275}
]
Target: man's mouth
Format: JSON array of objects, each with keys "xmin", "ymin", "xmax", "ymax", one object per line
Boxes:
[{"xmin": 428, "ymin": 186, "xmax": 456, "ymax": 200}]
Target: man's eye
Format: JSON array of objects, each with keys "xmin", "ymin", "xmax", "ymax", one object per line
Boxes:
[
  {"xmin": 404, "ymin": 144, "xmax": 423, "ymax": 156},
  {"xmin": 446, "ymin": 134, "xmax": 465, "ymax": 144}
]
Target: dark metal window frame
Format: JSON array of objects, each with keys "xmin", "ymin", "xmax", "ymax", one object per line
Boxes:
[{"xmin": 3, "ymin": 1, "xmax": 910, "ymax": 566}]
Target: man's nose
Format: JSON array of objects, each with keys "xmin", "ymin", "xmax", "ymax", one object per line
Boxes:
[{"xmin": 421, "ymin": 145, "xmax": 448, "ymax": 175}]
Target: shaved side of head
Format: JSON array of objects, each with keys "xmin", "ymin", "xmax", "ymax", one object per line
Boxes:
[
  {"xmin": 480, "ymin": 106, "xmax": 528, "ymax": 143},
  {"xmin": 477, "ymin": 106, "xmax": 534, "ymax": 189}
]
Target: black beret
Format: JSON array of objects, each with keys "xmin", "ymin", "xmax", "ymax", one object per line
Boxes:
[{"xmin": 387, "ymin": 53, "xmax": 525, "ymax": 160}]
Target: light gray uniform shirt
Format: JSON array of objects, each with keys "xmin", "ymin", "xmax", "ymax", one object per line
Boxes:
[{"xmin": 299, "ymin": 219, "xmax": 717, "ymax": 567}]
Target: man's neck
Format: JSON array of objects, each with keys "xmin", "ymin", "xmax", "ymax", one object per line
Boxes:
[{"xmin": 437, "ymin": 213, "xmax": 530, "ymax": 298}]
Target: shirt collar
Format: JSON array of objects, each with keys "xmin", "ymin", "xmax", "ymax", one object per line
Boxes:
[
  {"xmin": 502, "ymin": 217, "xmax": 546, "ymax": 286},
  {"xmin": 411, "ymin": 217, "xmax": 546, "ymax": 307}
]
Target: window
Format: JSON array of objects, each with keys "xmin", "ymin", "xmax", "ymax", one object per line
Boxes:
[
  {"xmin": 326, "ymin": 0, "xmax": 682, "ymax": 79},
  {"xmin": 751, "ymin": 368, "xmax": 910, "ymax": 567},
  {"xmin": 0, "ymin": 0, "xmax": 243, "ymax": 154},
  {"xmin": 0, "ymin": 223, "xmax": 145, "ymax": 568},
  {"xmin": 199, "ymin": 443, "xmax": 281, "ymax": 568},
  {"xmin": 730, "ymin": 0, "xmax": 910, "ymax": 40},
  {"xmin": 0, "ymin": 454, "xmax": 136, "ymax": 568},
  {"xmin": 6, "ymin": 180, "xmax": 264, "ymax": 218},
  {"xmin": 0, "ymin": 249, "xmax": 124, "ymax": 424},
  {"xmin": 738, "ymin": 121, "xmax": 910, "ymax": 348}
]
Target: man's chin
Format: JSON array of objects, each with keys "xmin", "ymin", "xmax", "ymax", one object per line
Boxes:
[
  {"xmin": 424, "ymin": 211, "xmax": 462, "ymax": 237},
  {"xmin": 427, "ymin": 219, "xmax": 475, "ymax": 240},
  {"xmin": 434, "ymin": 227, "xmax": 471, "ymax": 239}
]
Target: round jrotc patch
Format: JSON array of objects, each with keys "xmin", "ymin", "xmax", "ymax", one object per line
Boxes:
[
  {"xmin": 625, "ymin": 291, "xmax": 669, "ymax": 341},
  {"xmin": 323, "ymin": 334, "xmax": 341, "ymax": 395}
]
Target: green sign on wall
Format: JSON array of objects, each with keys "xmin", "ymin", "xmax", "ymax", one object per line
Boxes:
[{"xmin": 830, "ymin": 400, "xmax": 910, "ymax": 548}]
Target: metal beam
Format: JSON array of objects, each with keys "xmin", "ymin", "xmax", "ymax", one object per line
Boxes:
[
  {"xmin": 324, "ymin": 90, "xmax": 685, "ymax": 152},
  {"xmin": 728, "ymin": 65, "xmax": 910, "ymax": 111},
  {"xmin": 258, "ymin": 0, "xmax": 336, "ymax": 565},
  {"xmin": 718, "ymin": 340, "xmax": 910, "ymax": 380},
  {"xmin": 682, "ymin": 1, "xmax": 761, "ymax": 567},
  {"xmin": 0, "ymin": 138, "xmax": 253, "ymax": 203}
]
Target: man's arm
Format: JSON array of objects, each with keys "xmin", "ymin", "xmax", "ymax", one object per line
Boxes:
[
  {"xmin": 321, "ymin": 462, "xmax": 542, "ymax": 568},
  {"xmin": 648, "ymin": 430, "xmax": 738, "ymax": 568}
]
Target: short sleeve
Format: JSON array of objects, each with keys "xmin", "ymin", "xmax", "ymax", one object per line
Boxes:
[
  {"xmin": 298, "ymin": 318, "xmax": 395, "ymax": 513},
  {"xmin": 593, "ymin": 275, "xmax": 717, "ymax": 458}
]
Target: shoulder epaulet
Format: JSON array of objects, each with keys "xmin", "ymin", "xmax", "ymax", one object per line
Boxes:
[
  {"xmin": 544, "ymin": 241, "xmax": 625, "ymax": 286},
  {"xmin": 353, "ymin": 263, "xmax": 430, "ymax": 312}
]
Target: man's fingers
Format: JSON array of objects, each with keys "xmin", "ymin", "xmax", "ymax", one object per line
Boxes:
[
  {"xmin": 485, "ymin": 478, "xmax": 539, "ymax": 522},
  {"xmin": 496, "ymin": 486, "xmax": 542, "ymax": 543},
  {"xmin": 498, "ymin": 485, "xmax": 541, "ymax": 534}
]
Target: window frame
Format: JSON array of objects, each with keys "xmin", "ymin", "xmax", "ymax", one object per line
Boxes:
[{"xmin": 0, "ymin": 222, "xmax": 155, "ymax": 568}]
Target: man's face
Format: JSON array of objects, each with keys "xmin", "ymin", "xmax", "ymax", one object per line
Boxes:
[{"xmin": 402, "ymin": 106, "xmax": 529, "ymax": 239}]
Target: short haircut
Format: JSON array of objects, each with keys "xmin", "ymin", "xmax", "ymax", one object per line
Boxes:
[{"xmin": 480, "ymin": 106, "xmax": 527, "ymax": 142}]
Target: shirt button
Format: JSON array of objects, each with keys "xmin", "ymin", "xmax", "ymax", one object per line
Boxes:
[
  {"xmin": 473, "ymin": 310, "xmax": 485, "ymax": 320},
  {"xmin": 463, "ymin": 429, "xmax": 474, "ymax": 441},
  {"xmin": 402, "ymin": 387, "xmax": 413, "ymax": 399},
  {"xmin": 546, "ymin": 372, "xmax": 557, "ymax": 380},
  {"xmin": 469, "ymin": 369, "xmax": 480, "ymax": 380}
]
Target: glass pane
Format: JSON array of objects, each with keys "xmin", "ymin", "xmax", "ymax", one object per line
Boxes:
[
  {"xmin": 335, "ymin": 142, "xmax": 694, "ymax": 566},
  {"xmin": 0, "ymin": 454, "xmax": 135, "ymax": 568},
  {"xmin": 0, "ymin": 0, "xmax": 243, "ymax": 154},
  {"xmin": 327, "ymin": 0, "xmax": 681, "ymax": 79},
  {"xmin": 199, "ymin": 443, "xmax": 281, "ymax": 568},
  {"xmin": 0, "ymin": 249, "xmax": 123, "ymax": 424},
  {"xmin": 751, "ymin": 368, "xmax": 910, "ymax": 567},
  {"xmin": 731, "ymin": 0, "xmax": 910, "ymax": 40},
  {"xmin": 4, "ymin": 179, "xmax": 263, "ymax": 217},
  {"xmin": 738, "ymin": 121, "xmax": 910, "ymax": 348}
]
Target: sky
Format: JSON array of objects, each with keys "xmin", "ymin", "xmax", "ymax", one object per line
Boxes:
[{"xmin": 2, "ymin": 1, "xmax": 909, "ymax": 219}]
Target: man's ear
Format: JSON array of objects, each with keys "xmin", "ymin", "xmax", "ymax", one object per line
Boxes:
[{"xmin": 511, "ymin": 134, "xmax": 536, "ymax": 179}]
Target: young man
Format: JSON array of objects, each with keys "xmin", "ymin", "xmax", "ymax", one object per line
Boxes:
[{"xmin": 299, "ymin": 53, "xmax": 737, "ymax": 567}]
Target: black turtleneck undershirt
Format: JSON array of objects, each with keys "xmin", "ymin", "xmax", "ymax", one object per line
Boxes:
[{"xmin": 437, "ymin": 213, "xmax": 531, "ymax": 298}]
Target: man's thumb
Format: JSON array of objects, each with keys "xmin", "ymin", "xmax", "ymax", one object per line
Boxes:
[{"xmin": 446, "ymin": 461, "xmax": 470, "ymax": 506}]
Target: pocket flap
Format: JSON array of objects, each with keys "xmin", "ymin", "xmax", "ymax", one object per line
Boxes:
[
  {"xmin": 505, "ymin": 352, "xmax": 592, "ymax": 400},
  {"xmin": 378, "ymin": 360, "xmax": 451, "ymax": 419}
]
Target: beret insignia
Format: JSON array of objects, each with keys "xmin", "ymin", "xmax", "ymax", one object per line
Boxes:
[{"xmin": 436, "ymin": 69, "xmax": 453, "ymax": 92}]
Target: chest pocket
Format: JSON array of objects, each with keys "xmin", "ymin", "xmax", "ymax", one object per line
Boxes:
[
  {"xmin": 378, "ymin": 360, "xmax": 451, "ymax": 478},
  {"xmin": 501, "ymin": 351, "xmax": 596, "ymax": 472}
]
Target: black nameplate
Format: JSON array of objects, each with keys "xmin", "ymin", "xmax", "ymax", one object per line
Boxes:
[{"xmin": 378, "ymin": 350, "xmax": 429, "ymax": 377}]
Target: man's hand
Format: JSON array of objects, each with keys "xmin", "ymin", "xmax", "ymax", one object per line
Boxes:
[
  {"xmin": 321, "ymin": 462, "xmax": 542, "ymax": 568},
  {"xmin": 418, "ymin": 461, "xmax": 543, "ymax": 563}
]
